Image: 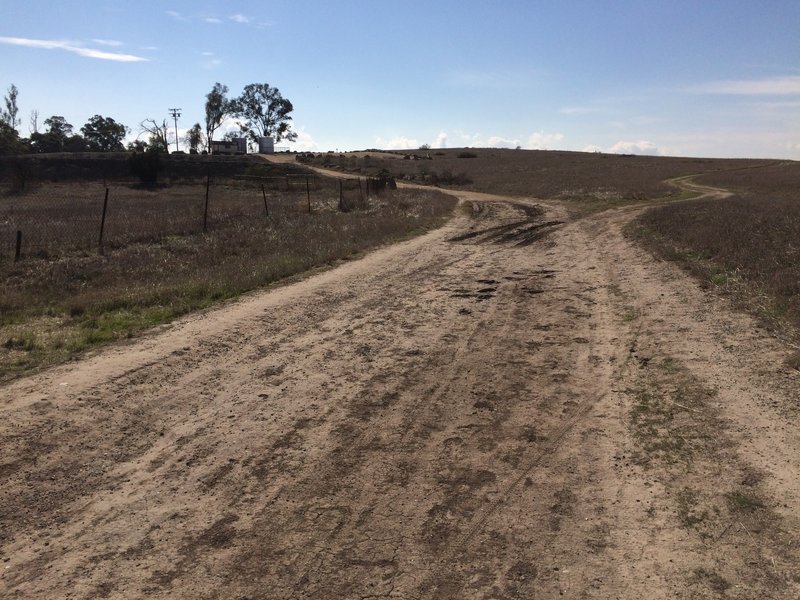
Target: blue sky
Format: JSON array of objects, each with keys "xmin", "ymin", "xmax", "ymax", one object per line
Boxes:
[{"xmin": 2, "ymin": 0, "xmax": 799, "ymax": 158}]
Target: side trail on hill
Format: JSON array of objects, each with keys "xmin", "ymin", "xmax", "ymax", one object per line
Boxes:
[{"xmin": 1, "ymin": 182, "xmax": 798, "ymax": 598}]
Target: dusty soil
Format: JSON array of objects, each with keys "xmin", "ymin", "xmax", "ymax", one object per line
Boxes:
[{"xmin": 1, "ymin": 182, "xmax": 799, "ymax": 598}]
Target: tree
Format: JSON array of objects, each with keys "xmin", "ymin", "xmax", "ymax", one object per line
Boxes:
[
  {"xmin": 1, "ymin": 84, "xmax": 20, "ymax": 131},
  {"xmin": 63, "ymin": 135, "xmax": 88, "ymax": 152},
  {"xmin": 29, "ymin": 116, "xmax": 75, "ymax": 152},
  {"xmin": 43, "ymin": 115, "xmax": 73, "ymax": 139},
  {"xmin": 0, "ymin": 121, "xmax": 23, "ymax": 155},
  {"xmin": 139, "ymin": 118, "xmax": 170, "ymax": 152},
  {"xmin": 186, "ymin": 122, "xmax": 204, "ymax": 153},
  {"xmin": 81, "ymin": 115, "xmax": 128, "ymax": 151},
  {"xmin": 230, "ymin": 83, "xmax": 297, "ymax": 145},
  {"xmin": 204, "ymin": 82, "xmax": 230, "ymax": 153},
  {"xmin": 29, "ymin": 109, "xmax": 39, "ymax": 135},
  {"xmin": 127, "ymin": 139, "xmax": 148, "ymax": 152}
]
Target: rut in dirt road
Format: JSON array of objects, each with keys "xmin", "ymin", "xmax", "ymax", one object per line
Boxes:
[{"xmin": 1, "ymin": 190, "xmax": 799, "ymax": 599}]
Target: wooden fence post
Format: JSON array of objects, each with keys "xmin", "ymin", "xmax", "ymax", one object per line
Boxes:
[
  {"xmin": 306, "ymin": 176, "xmax": 311, "ymax": 213},
  {"xmin": 98, "ymin": 187, "xmax": 109, "ymax": 254},
  {"xmin": 14, "ymin": 230, "xmax": 22, "ymax": 262},
  {"xmin": 358, "ymin": 177, "xmax": 364, "ymax": 204},
  {"xmin": 262, "ymin": 184, "xmax": 269, "ymax": 217},
  {"xmin": 338, "ymin": 179, "xmax": 344, "ymax": 211}
]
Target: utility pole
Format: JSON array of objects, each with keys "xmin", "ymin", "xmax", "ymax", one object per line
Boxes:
[{"xmin": 168, "ymin": 108, "xmax": 182, "ymax": 153}]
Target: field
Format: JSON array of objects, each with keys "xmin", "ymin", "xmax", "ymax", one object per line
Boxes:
[
  {"xmin": 0, "ymin": 158, "xmax": 456, "ymax": 380},
  {"xmin": 300, "ymin": 148, "xmax": 773, "ymax": 210},
  {"xmin": 629, "ymin": 161, "xmax": 800, "ymax": 345},
  {"xmin": 1, "ymin": 150, "xmax": 799, "ymax": 599}
]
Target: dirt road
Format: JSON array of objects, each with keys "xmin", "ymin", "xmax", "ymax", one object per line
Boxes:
[{"xmin": 1, "ymin": 187, "xmax": 799, "ymax": 599}]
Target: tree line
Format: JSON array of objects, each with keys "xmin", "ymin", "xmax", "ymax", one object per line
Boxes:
[{"xmin": 0, "ymin": 82, "xmax": 296, "ymax": 156}]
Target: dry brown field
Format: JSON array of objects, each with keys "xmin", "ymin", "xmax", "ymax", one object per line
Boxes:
[{"xmin": 1, "ymin": 151, "xmax": 799, "ymax": 599}]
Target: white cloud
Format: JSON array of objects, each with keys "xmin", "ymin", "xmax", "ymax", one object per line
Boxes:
[
  {"xmin": 690, "ymin": 75, "xmax": 800, "ymax": 96},
  {"xmin": 607, "ymin": 140, "xmax": 661, "ymax": 155},
  {"xmin": 91, "ymin": 39, "xmax": 123, "ymax": 47},
  {"xmin": 527, "ymin": 131, "xmax": 564, "ymax": 149},
  {"xmin": 165, "ymin": 10, "xmax": 188, "ymax": 21},
  {"xmin": 229, "ymin": 13, "xmax": 252, "ymax": 24},
  {"xmin": 433, "ymin": 131, "xmax": 447, "ymax": 149},
  {"xmin": 287, "ymin": 127, "xmax": 318, "ymax": 152},
  {"xmin": 204, "ymin": 17, "xmax": 223, "ymax": 24},
  {"xmin": 582, "ymin": 144, "xmax": 604, "ymax": 153},
  {"xmin": 487, "ymin": 135, "xmax": 522, "ymax": 149},
  {"xmin": 0, "ymin": 36, "xmax": 148, "ymax": 62},
  {"xmin": 448, "ymin": 130, "xmax": 565, "ymax": 150},
  {"xmin": 376, "ymin": 136, "xmax": 418, "ymax": 150}
]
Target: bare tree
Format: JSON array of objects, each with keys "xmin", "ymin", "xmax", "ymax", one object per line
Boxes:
[
  {"xmin": 139, "ymin": 118, "xmax": 170, "ymax": 152},
  {"xmin": 29, "ymin": 109, "xmax": 39, "ymax": 135}
]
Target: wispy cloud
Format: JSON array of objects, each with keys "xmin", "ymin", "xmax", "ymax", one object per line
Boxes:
[
  {"xmin": 91, "ymin": 39, "xmax": 123, "ymax": 47},
  {"xmin": 558, "ymin": 106, "xmax": 602, "ymax": 115},
  {"xmin": 165, "ymin": 10, "xmax": 188, "ymax": 21},
  {"xmin": 200, "ymin": 51, "xmax": 222, "ymax": 69},
  {"xmin": 689, "ymin": 75, "xmax": 800, "ymax": 96},
  {"xmin": 168, "ymin": 9, "xmax": 258, "ymax": 27},
  {"xmin": 0, "ymin": 36, "xmax": 148, "ymax": 62}
]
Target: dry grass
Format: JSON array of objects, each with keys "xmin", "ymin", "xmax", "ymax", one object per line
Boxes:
[
  {"xmin": 629, "ymin": 194, "xmax": 800, "ymax": 338},
  {"xmin": 0, "ymin": 184, "xmax": 456, "ymax": 380},
  {"xmin": 300, "ymin": 148, "xmax": 773, "ymax": 210},
  {"xmin": 695, "ymin": 161, "xmax": 800, "ymax": 201}
]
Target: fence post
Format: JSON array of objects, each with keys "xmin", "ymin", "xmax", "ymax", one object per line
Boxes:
[
  {"xmin": 286, "ymin": 175, "xmax": 290, "ymax": 191},
  {"xmin": 306, "ymin": 176, "xmax": 311, "ymax": 213},
  {"xmin": 98, "ymin": 187, "xmax": 109, "ymax": 254},
  {"xmin": 261, "ymin": 184, "xmax": 269, "ymax": 217},
  {"xmin": 203, "ymin": 169, "xmax": 211, "ymax": 232},
  {"xmin": 338, "ymin": 179, "xmax": 343, "ymax": 211},
  {"xmin": 14, "ymin": 230, "xmax": 22, "ymax": 262},
  {"xmin": 358, "ymin": 177, "xmax": 364, "ymax": 204}
]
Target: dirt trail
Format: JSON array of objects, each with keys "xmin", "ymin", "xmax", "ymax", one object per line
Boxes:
[{"xmin": 1, "ymin": 185, "xmax": 799, "ymax": 599}]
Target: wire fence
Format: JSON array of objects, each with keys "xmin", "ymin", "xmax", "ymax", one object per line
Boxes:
[{"xmin": 0, "ymin": 172, "xmax": 391, "ymax": 260}]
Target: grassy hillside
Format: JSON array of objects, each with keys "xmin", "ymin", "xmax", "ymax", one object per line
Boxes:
[{"xmin": 299, "ymin": 148, "xmax": 773, "ymax": 210}]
